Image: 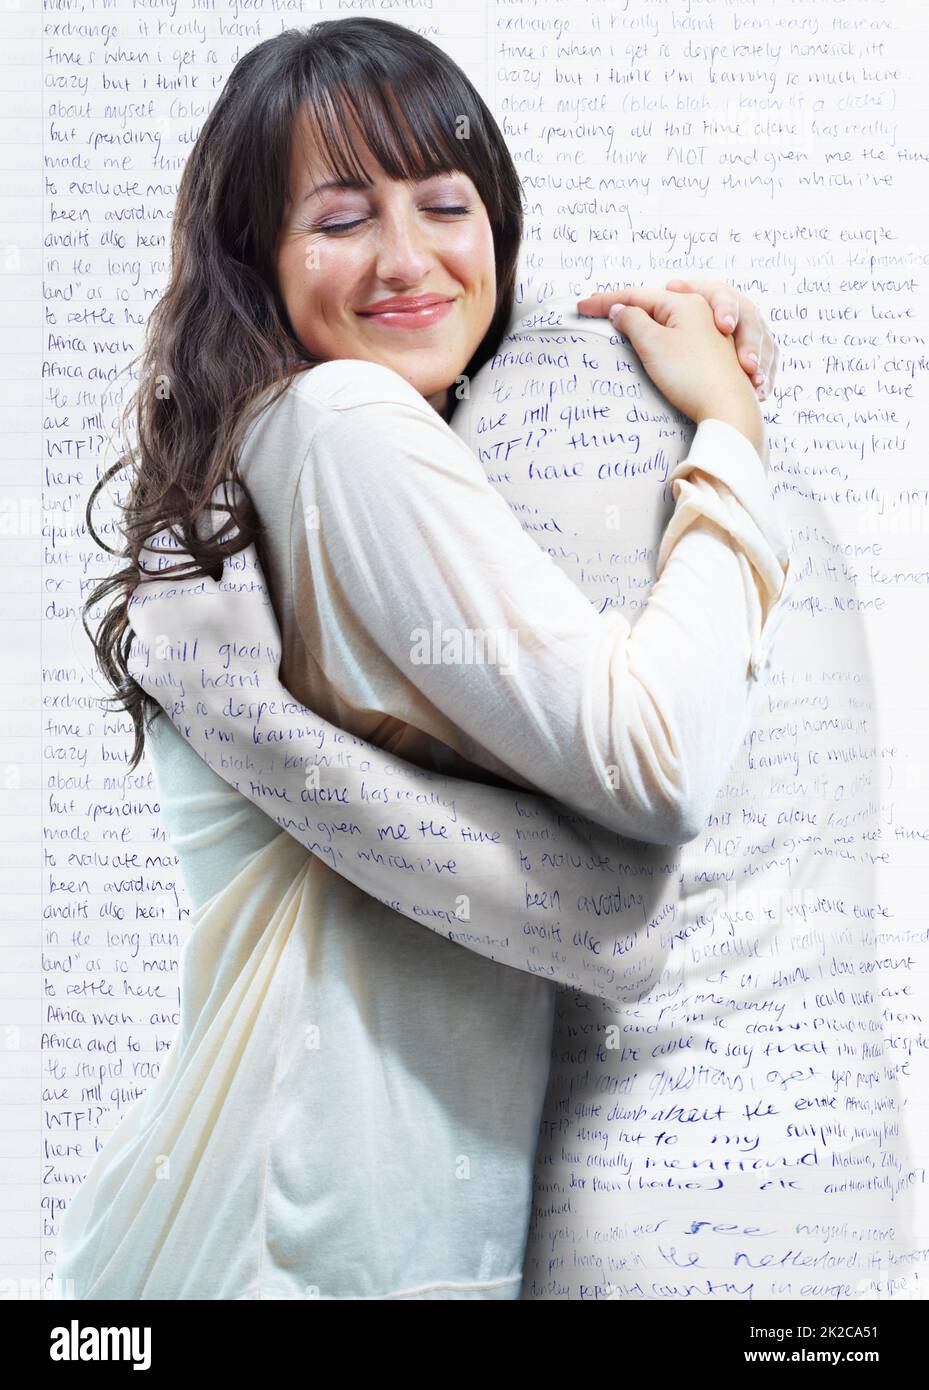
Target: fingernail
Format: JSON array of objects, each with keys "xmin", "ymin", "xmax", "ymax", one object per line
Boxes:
[
  {"xmin": 746, "ymin": 351, "xmax": 759, "ymax": 369},
  {"xmin": 608, "ymin": 305, "xmax": 622, "ymax": 319},
  {"xmin": 753, "ymin": 370, "xmax": 766, "ymax": 385},
  {"xmin": 723, "ymin": 315, "xmax": 737, "ymax": 331}
]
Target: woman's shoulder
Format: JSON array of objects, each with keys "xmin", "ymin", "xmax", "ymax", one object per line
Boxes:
[
  {"xmin": 240, "ymin": 361, "xmax": 437, "ymax": 467},
  {"xmin": 236, "ymin": 357, "xmax": 466, "ymax": 532},
  {"xmin": 290, "ymin": 358, "xmax": 434, "ymax": 418},
  {"xmin": 236, "ymin": 360, "xmax": 430, "ymax": 490}
]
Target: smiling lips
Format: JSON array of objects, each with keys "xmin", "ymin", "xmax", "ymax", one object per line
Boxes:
[{"xmin": 356, "ymin": 294, "xmax": 456, "ymax": 330}]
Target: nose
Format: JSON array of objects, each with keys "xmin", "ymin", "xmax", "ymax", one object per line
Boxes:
[{"xmin": 374, "ymin": 205, "xmax": 432, "ymax": 285}]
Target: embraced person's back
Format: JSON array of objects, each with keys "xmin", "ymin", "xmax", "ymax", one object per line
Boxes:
[{"xmin": 449, "ymin": 299, "xmax": 916, "ymax": 1300}]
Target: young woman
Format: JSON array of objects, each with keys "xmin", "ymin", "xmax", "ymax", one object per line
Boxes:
[{"xmin": 59, "ymin": 20, "xmax": 788, "ymax": 1300}]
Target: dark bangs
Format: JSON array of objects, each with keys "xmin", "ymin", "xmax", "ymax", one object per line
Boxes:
[{"xmin": 291, "ymin": 31, "xmax": 514, "ymax": 227}]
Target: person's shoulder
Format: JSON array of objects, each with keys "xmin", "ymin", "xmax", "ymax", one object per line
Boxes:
[
  {"xmin": 291, "ymin": 358, "xmax": 435, "ymax": 418},
  {"xmin": 289, "ymin": 359, "xmax": 485, "ymax": 498},
  {"xmin": 296, "ymin": 358, "xmax": 475, "ymax": 482},
  {"xmin": 238, "ymin": 362, "xmax": 439, "ymax": 490},
  {"xmin": 242, "ymin": 361, "xmax": 433, "ymax": 445}
]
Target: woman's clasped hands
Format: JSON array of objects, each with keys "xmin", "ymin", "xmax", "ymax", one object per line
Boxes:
[
  {"xmin": 579, "ymin": 275, "xmax": 779, "ymax": 455},
  {"xmin": 579, "ymin": 274, "xmax": 780, "ymax": 396}
]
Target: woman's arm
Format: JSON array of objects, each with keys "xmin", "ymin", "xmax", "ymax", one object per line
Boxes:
[
  {"xmin": 284, "ymin": 344, "xmax": 789, "ymax": 844},
  {"xmin": 127, "ymin": 405, "xmax": 791, "ymax": 1006},
  {"xmin": 127, "ymin": 290, "xmax": 791, "ymax": 999},
  {"xmin": 128, "ymin": 552, "xmax": 680, "ymax": 1005}
]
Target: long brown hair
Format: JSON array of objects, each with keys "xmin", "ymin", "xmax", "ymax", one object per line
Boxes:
[{"xmin": 83, "ymin": 18, "xmax": 525, "ymax": 770}]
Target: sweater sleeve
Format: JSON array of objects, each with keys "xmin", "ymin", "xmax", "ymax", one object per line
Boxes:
[
  {"xmin": 129, "ymin": 564, "xmax": 681, "ymax": 1006},
  {"xmin": 294, "ymin": 362, "xmax": 793, "ymax": 845}
]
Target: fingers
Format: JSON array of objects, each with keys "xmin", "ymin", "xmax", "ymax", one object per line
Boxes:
[
  {"xmin": 754, "ymin": 331, "xmax": 779, "ymax": 400},
  {"xmin": 763, "ymin": 339, "xmax": 780, "ymax": 397},
  {"xmin": 665, "ymin": 278, "xmax": 779, "ymax": 399},
  {"xmin": 576, "ymin": 290, "xmax": 627, "ymax": 318},
  {"xmin": 579, "ymin": 281, "xmax": 781, "ymax": 396},
  {"xmin": 578, "ymin": 285, "xmax": 682, "ymax": 326},
  {"xmin": 729, "ymin": 297, "xmax": 767, "ymax": 394},
  {"xmin": 666, "ymin": 276, "xmax": 740, "ymax": 335},
  {"xmin": 698, "ymin": 287, "xmax": 778, "ymax": 399},
  {"xmin": 611, "ymin": 286, "xmax": 689, "ymax": 327},
  {"xmin": 607, "ymin": 303, "xmax": 661, "ymax": 353},
  {"xmin": 739, "ymin": 314, "xmax": 778, "ymax": 400}
]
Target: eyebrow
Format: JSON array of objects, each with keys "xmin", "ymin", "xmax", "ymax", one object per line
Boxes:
[
  {"xmin": 301, "ymin": 177, "xmax": 371, "ymax": 204},
  {"xmin": 299, "ymin": 172, "xmax": 461, "ymax": 205}
]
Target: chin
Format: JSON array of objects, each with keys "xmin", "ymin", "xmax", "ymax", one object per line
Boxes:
[
  {"xmin": 385, "ymin": 359, "xmax": 457, "ymax": 396},
  {"xmin": 356, "ymin": 334, "xmax": 476, "ymax": 399}
]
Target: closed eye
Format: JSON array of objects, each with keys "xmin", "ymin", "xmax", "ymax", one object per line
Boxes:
[{"xmin": 316, "ymin": 206, "xmax": 473, "ymax": 235}]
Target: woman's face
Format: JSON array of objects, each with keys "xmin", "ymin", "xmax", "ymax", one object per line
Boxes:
[{"xmin": 275, "ymin": 114, "xmax": 498, "ymax": 416}]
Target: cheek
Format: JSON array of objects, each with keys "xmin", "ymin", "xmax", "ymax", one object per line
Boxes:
[
  {"xmin": 297, "ymin": 244, "xmax": 361, "ymax": 310},
  {"xmin": 277, "ymin": 246, "xmax": 307, "ymax": 314},
  {"xmin": 452, "ymin": 223, "xmax": 496, "ymax": 297},
  {"xmin": 278, "ymin": 244, "xmax": 334, "ymax": 327}
]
